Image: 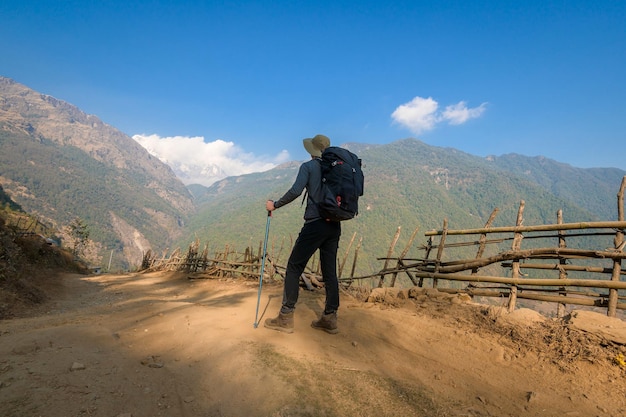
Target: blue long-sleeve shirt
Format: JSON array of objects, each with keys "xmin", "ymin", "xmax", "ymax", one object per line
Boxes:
[{"xmin": 273, "ymin": 158, "xmax": 322, "ymax": 222}]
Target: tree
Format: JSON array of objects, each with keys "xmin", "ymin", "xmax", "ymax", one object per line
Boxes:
[{"xmin": 66, "ymin": 217, "xmax": 90, "ymax": 257}]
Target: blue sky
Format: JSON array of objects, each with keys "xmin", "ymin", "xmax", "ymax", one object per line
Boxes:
[{"xmin": 1, "ymin": 1, "xmax": 625, "ymax": 185}]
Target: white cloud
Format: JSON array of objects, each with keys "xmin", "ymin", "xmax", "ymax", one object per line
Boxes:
[
  {"xmin": 391, "ymin": 96, "xmax": 439, "ymax": 135},
  {"xmin": 132, "ymin": 134, "xmax": 290, "ymax": 187},
  {"xmin": 442, "ymin": 101, "xmax": 487, "ymax": 125},
  {"xmin": 391, "ymin": 96, "xmax": 487, "ymax": 135}
]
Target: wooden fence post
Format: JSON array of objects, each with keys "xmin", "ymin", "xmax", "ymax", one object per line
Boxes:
[
  {"xmin": 608, "ymin": 176, "xmax": 626, "ymax": 317},
  {"xmin": 391, "ymin": 226, "xmax": 420, "ymax": 287},
  {"xmin": 378, "ymin": 227, "xmax": 401, "ymax": 288},
  {"xmin": 557, "ymin": 209, "xmax": 568, "ymax": 318},
  {"xmin": 339, "ymin": 232, "xmax": 357, "ymax": 279},
  {"xmin": 349, "ymin": 237, "xmax": 363, "ymax": 287},
  {"xmin": 433, "ymin": 219, "xmax": 448, "ymax": 288},
  {"xmin": 472, "ymin": 208, "xmax": 499, "ymax": 275},
  {"xmin": 508, "ymin": 201, "xmax": 525, "ymax": 312},
  {"xmin": 420, "ymin": 236, "xmax": 434, "ymax": 287}
]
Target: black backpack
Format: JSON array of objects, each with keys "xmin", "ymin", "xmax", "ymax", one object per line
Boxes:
[{"xmin": 317, "ymin": 146, "xmax": 364, "ymax": 221}]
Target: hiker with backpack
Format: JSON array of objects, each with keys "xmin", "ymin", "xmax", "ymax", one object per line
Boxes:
[{"xmin": 264, "ymin": 134, "xmax": 363, "ymax": 334}]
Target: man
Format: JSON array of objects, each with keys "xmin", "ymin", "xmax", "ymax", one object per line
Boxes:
[{"xmin": 264, "ymin": 134, "xmax": 341, "ymax": 334}]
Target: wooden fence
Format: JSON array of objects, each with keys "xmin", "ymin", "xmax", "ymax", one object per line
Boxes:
[
  {"xmin": 142, "ymin": 239, "xmax": 277, "ymax": 279},
  {"xmin": 370, "ymin": 176, "xmax": 626, "ymax": 317},
  {"xmin": 142, "ymin": 176, "xmax": 626, "ymax": 318}
]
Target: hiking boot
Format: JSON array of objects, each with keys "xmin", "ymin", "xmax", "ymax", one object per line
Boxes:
[
  {"xmin": 264, "ymin": 312, "xmax": 294, "ymax": 333},
  {"xmin": 311, "ymin": 312, "xmax": 338, "ymax": 334}
]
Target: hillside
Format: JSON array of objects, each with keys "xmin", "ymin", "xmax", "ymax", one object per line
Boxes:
[
  {"xmin": 1, "ymin": 270, "xmax": 625, "ymax": 417},
  {"xmin": 0, "ymin": 77, "xmax": 194, "ymax": 269},
  {"xmin": 489, "ymin": 153, "xmax": 626, "ymax": 221},
  {"xmin": 179, "ymin": 139, "xmax": 625, "ymax": 275}
]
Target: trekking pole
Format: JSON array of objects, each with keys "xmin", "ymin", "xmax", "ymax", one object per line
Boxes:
[{"xmin": 253, "ymin": 210, "xmax": 272, "ymax": 328}]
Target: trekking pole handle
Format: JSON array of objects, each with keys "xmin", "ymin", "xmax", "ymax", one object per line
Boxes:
[{"xmin": 265, "ymin": 200, "xmax": 276, "ymax": 214}]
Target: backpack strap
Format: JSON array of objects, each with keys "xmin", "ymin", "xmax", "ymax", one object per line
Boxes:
[{"xmin": 301, "ymin": 158, "xmax": 322, "ymax": 207}]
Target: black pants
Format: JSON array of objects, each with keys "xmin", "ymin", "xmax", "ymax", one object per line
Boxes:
[{"xmin": 280, "ymin": 219, "xmax": 341, "ymax": 314}]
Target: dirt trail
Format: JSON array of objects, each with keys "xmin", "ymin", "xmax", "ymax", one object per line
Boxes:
[{"xmin": 1, "ymin": 271, "xmax": 625, "ymax": 417}]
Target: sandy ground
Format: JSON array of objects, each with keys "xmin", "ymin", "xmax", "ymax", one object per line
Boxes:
[{"xmin": 1, "ymin": 271, "xmax": 626, "ymax": 417}]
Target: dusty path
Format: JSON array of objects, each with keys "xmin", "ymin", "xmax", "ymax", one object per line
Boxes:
[{"xmin": 1, "ymin": 271, "xmax": 625, "ymax": 417}]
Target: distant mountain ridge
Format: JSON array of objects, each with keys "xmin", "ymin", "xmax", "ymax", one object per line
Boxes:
[
  {"xmin": 488, "ymin": 153, "xmax": 625, "ymax": 221},
  {"xmin": 0, "ymin": 76, "xmax": 194, "ymax": 268}
]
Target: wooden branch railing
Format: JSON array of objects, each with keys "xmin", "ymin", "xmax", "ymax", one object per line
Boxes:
[{"xmin": 372, "ymin": 175, "xmax": 626, "ymax": 318}]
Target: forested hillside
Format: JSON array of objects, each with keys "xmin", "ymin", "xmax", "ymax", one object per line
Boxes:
[
  {"xmin": 179, "ymin": 139, "xmax": 624, "ymax": 275},
  {"xmin": 489, "ymin": 153, "xmax": 626, "ymax": 221}
]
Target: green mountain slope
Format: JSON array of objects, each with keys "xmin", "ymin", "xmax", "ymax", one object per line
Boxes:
[
  {"xmin": 179, "ymin": 139, "xmax": 622, "ymax": 275},
  {"xmin": 488, "ymin": 154, "xmax": 625, "ymax": 221}
]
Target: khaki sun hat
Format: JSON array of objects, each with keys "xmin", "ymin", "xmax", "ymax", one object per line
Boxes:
[{"xmin": 302, "ymin": 134, "xmax": 331, "ymax": 157}]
